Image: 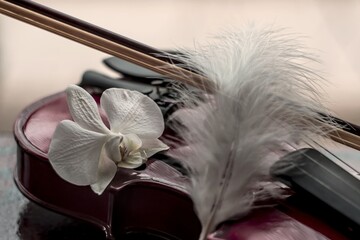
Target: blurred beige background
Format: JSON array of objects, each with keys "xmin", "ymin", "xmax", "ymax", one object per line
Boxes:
[{"xmin": 0, "ymin": 0, "xmax": 360, "ymax": 132}]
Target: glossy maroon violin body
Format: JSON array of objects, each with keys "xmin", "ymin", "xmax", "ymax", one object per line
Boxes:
[
  {"xmin": 14, "ymin": 89, "xmax": 202, "ymax": 240},
  {"xmin": 14, "ymin": 86, "xmax": 356, "ymax": 240}
]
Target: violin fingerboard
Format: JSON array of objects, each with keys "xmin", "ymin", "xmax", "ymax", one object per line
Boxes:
[{"xmin": 271, "ymin": 148, "xmax": 360, "ymax": 238}]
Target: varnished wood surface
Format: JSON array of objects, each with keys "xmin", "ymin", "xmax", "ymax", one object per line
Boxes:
[{"xmin": 2, "ymin": 131, "xmax": 359, "ymax": 239}]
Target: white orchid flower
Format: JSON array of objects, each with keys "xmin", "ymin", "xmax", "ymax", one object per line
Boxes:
[{"xmin": 48, "ymin": 85, "xmax": 169, "ymax": 195}]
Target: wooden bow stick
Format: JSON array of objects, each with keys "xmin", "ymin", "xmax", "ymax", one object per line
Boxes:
[{"xmin": 1, "ymin": 0, "xmax": 359, "ymax": 151}]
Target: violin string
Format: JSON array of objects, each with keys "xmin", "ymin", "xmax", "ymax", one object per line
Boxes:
[
  {"xmin": 284, "ymin": 140, "xmax": 360, "ymax": 199},
  {"xmin": 307, "ymin": 140, "xmax": 360, "ymax": 175},
  {"xmin": 284, "ymin": 135, "xmax": 360, "ymax": 176},
  {"xmin": 290, "ymin": 159, "xmax": 360, "ymax": 206}
]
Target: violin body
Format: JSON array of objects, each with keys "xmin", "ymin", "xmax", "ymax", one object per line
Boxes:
[
  {"xmin": 14, "ymin": 89, "xmax": 202, "ymax": 240},
  {"xmin": 13, "ymin": 84, "xmax": 355, "ymax": 240}
]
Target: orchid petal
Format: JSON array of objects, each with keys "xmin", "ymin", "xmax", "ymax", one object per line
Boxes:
[
  {"xmin": 48, "ymin": 120, "xmax": 107, "ymax": 185},
  {"xmin": 66, "ymin": 85, "xmax": 109, "ymax": 134},
  {"xmin": 101, "ymin": 88, "xmax": 164, "ymax": 138},
  {"xmin": 90, "ymin": 147, "xmax": 118, "ymax": 195},
  {"xmin": 141, "ymin": 139, "xmax": 169, "ymax": 159},
  {"xmin": 103, "ymin": 135, "xmax": 123, "ymax": 164},
  {"xmin": 122, "ymin": 133, "xmax": 142, "ymax": 153},
  {"xmin": 117, "ymin": 152, "xmax": 143, "ymax": 169}
]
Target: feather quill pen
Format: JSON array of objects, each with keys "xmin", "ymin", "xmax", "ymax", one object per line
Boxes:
[{"xmin": 168, "ymin": 26, "xmax": 335, "ymax": 239}]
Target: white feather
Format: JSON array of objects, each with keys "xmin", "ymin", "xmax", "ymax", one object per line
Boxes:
[{"xmin": 168, "ymin": 26, "xmax": 335, "ymax": 239}]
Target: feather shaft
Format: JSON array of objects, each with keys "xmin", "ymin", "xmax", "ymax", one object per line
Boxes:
[{"xmin": 168, "ymin": 26, "xmax": 336, "ymax": 239}]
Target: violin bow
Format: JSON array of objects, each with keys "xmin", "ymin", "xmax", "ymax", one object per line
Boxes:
[
  {"xmin": 0, "ymin": 0, "xmax": 209, "ymax": 90},
  {"xmin": 1, "ymin": 0, "xmax": 360, "ymax": 151}
]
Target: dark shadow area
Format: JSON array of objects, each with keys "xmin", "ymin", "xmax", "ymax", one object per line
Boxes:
[{"xmin": 18, "ymin": 202, "xmax": 106, "ymax": 240}]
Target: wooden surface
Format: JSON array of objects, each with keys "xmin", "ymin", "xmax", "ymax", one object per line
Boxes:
[{"xmin": 0, "ymin": 133, "xmax": 106, "ymax": 240}]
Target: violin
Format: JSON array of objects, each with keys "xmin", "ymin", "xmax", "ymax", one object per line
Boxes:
[{"xmin": 2, "ymin": 1, "xmax": 360, "ymax": 239}]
